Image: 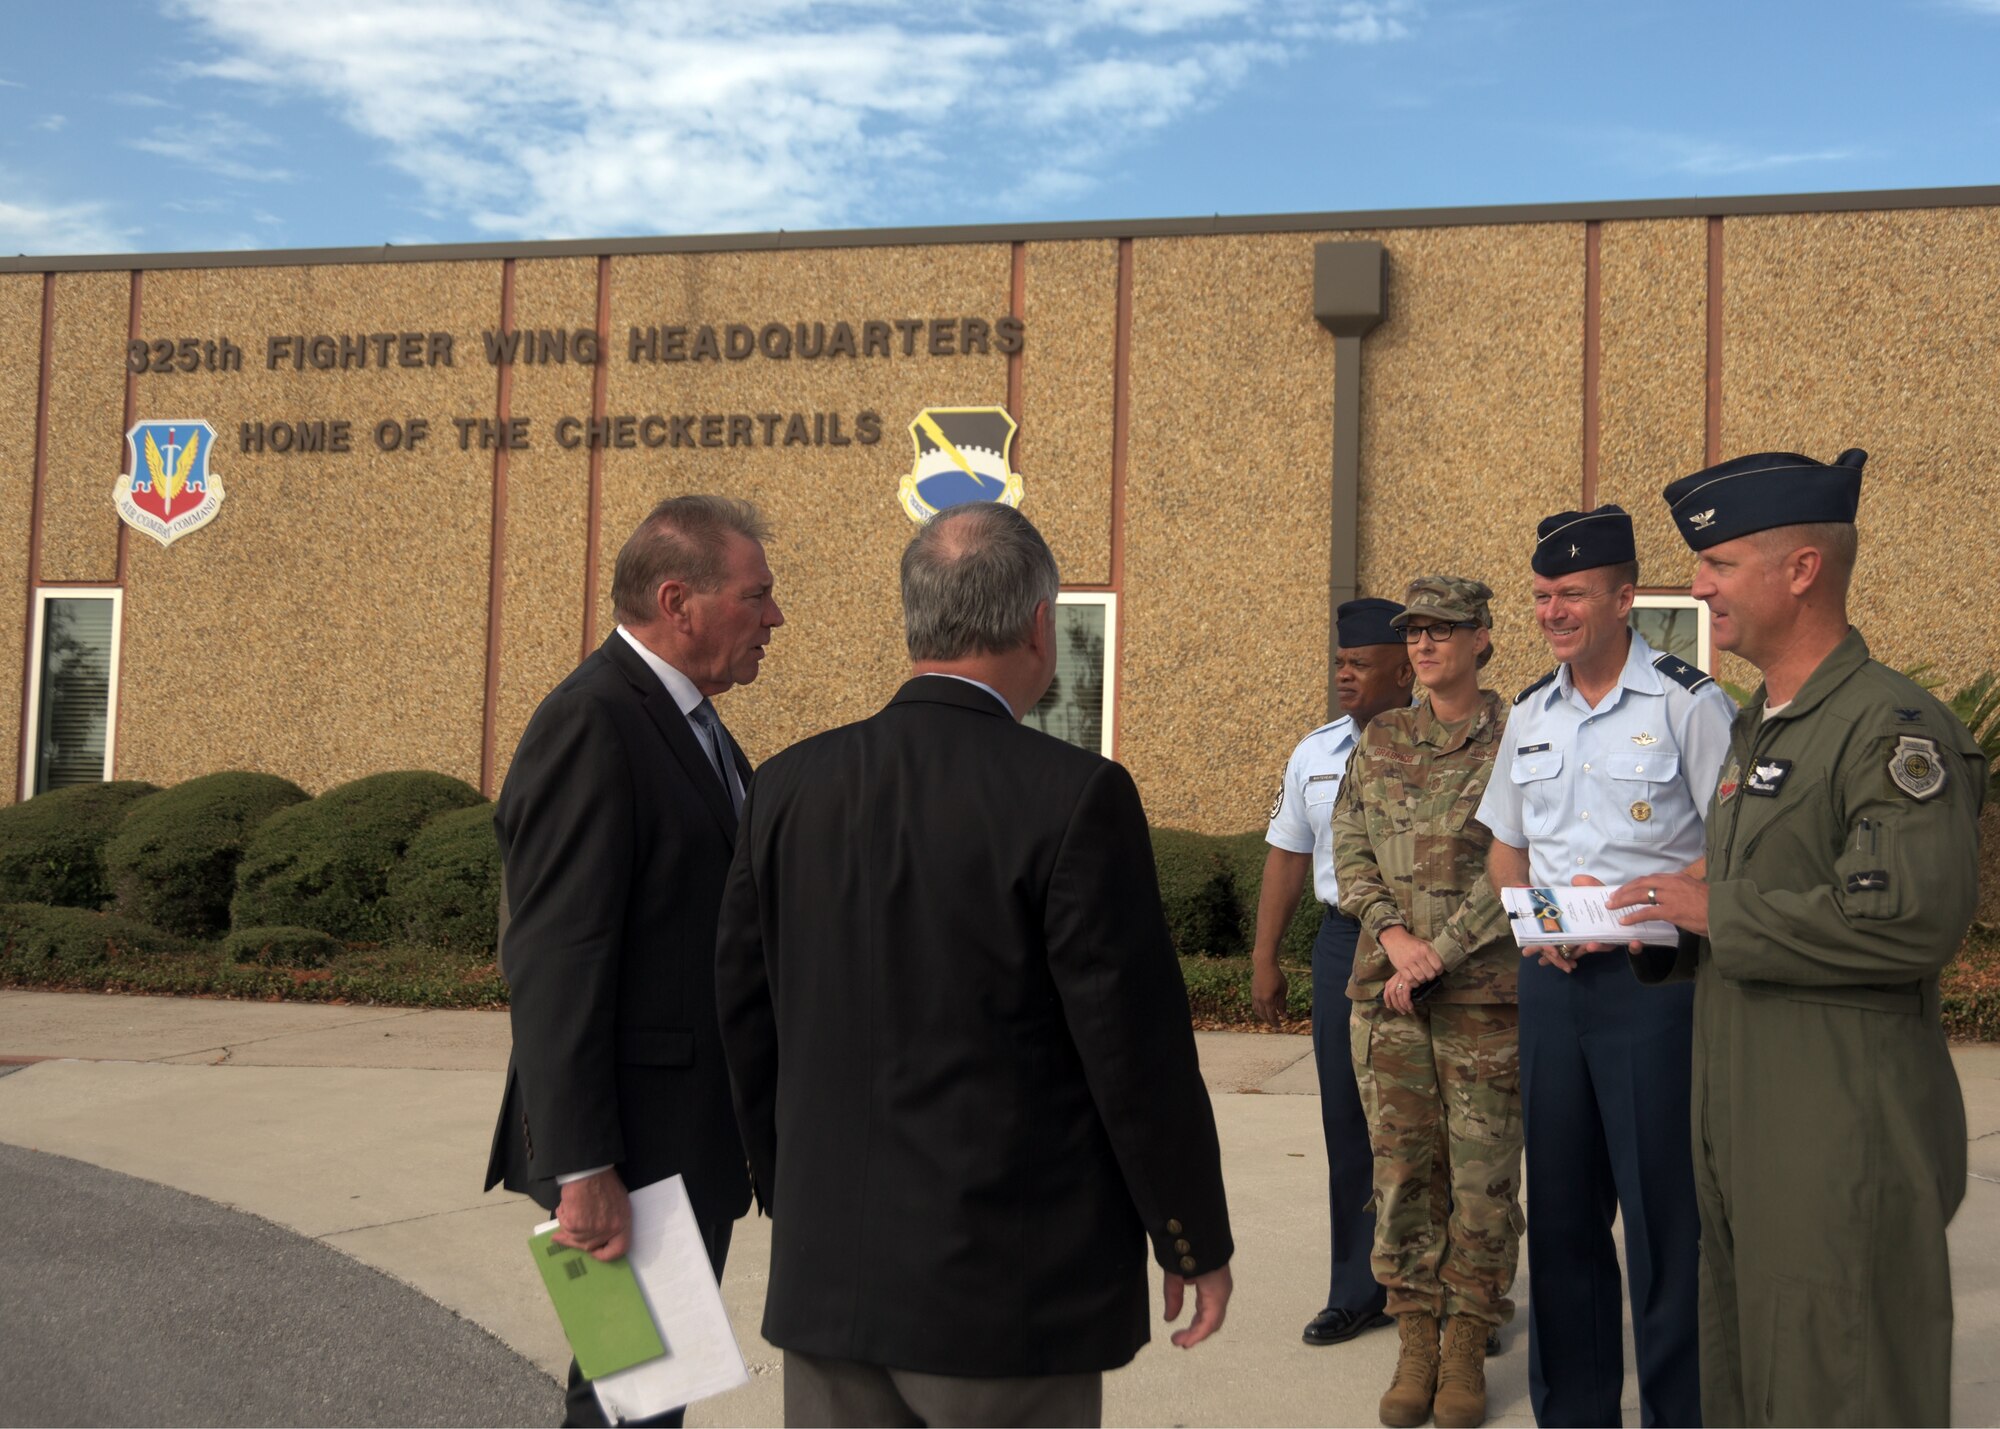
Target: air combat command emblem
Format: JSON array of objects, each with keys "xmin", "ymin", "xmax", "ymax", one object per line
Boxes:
[
  {"xmin": 898, "ymin": 406, "xmax": 1024, "ymax": 523},
  {"xmin": 116, "ymin": 419, "xmax": 225, "ymax": 547}
]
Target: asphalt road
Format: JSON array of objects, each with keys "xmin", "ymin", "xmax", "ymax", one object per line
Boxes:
[{"xmin": 0, "ymin": 1142, "xmax": 562, "ymax": 1428}]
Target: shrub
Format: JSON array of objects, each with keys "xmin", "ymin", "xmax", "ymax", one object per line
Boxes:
[
  {"xmin": 0, "ymin": 781, "xmax": 159, "ymax": 909},
  {"xmin": 222, "ymin": 924, "xmax": 343, "ymax": 969},
  {"xmin": 0, "ymin": 901, "xmax": 189, "ymax": 982},
  {"xmin": 231, "ymin": 771, "xmax": 483, "ymax": 940},
  {"xmin": 105, "ymin": 772, "xmax": 310, "ymax": 938},
  {"xmin": 386, "ymin": 804, "xmax": 501, "ymax": 950},
  {"xmin": 1150, "ymin": 827, "xmax": 1243, "ymax": 958},
  {"xmin": 1217, "ymin": 830, "xmax": 1323, "ymax": 963},
  {"xmin": 1179, "ymin": 954, "xmax": 1314, "ymax": 1027}
]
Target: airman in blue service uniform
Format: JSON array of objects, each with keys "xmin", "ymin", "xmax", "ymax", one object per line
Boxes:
[
  {"xmin": 1252, "ymin": 597, "xmax": 1413, "ymax": 1348},
  {"xmin": 1476, "ymin": 505, "xmax": 1732, "ymax": 1427},
  {"xmin": 1607, "ymin": 449, "xmax": 1984, "ymax": 1428}
]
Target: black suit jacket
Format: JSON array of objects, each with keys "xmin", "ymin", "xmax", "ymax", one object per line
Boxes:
[
  {"xmin": 485, "ymin": 633, "xmax": 753, "ymax": 1229},
  {"xmin": 716, "ymin": 676, "xmax": 1232, "ymax": 1377}
]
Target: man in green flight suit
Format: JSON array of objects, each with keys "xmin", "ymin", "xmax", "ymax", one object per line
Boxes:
[{"xmin": 1605, "ymin": 447, "xmax": 1985, "ymax": 1427}]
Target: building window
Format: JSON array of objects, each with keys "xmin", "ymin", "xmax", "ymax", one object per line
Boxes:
[
  {"xmin": 1023, "ymin": 592, "xmax": 1116, "ymax": 757},
  {"xmin": 24, "ymin": 589, "xmax": 122, "ymax": 798},
  {"xmin": 1632, "ymin": 593, "xmax": 1709, "ymax": 670}
]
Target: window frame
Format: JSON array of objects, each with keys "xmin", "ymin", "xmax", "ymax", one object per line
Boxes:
[
  {"xmin": 1036, "ymin": 590, "xmax": 1118, "ymax": 759},
  {"xmin": 22, "ymin": 586, "xmax": 124, "ymax": 799},
  {"xmin": 1631, "ymin": 591, "xmax": 1711, "ymax": 670}
]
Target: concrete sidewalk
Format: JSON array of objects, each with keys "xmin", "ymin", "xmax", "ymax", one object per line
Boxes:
[{"xmin": 1, "ymin": 987, "xmax": 1996, "ymax": 1427}]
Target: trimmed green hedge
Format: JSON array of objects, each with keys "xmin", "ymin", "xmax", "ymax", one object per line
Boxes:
[
  {"xmin": 0, "ymin": 782, "xmax": 160, "ymax": 910},
  {"xmin": 0, "ymin": 901, "xmax": 190, "ymax": 981},
  {"xmin": 1217, "ymin": 830, "xmax": 1323, "ymax": 963},
  {"xmin": 1149, "ymin": 826, "xmax": 1242, "ymax": 958},
  {"xmin": 386, "ymin": 803, "xmax": 501, "ymax": 950},
  {"xmin": 106, "ymin": 772, "xmax": 309, "ymax": 937},
  {"xmin": 222, "ymin": 924, "xmax": 343, "ymax": 969},
  {"xmin": 231, "ymin": 771, "xmax": 483, "ymax": 940}
]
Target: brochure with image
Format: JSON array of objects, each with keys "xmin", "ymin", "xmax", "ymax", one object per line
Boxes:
[{"xmin": 1501, "ymin": 885, "xmax": 1681, "ymax": 948}]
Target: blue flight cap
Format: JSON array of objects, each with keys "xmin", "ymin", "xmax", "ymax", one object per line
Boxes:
[
  {"xmin": 1662, "ymin": 449, "xmax": 1866, "ymax": 551},
  {"xmin": 1336, "ymin": 597, "xmax": 1405, "ymax": 647},
  {"xmin": 1532, "ymin": 504, "xmax": 1636, "ymax": 577}
]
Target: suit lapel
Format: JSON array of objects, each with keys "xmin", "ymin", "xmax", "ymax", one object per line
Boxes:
[{"xmin": 600, "ymin": 635, "xmax": 738, "ymax": 841}]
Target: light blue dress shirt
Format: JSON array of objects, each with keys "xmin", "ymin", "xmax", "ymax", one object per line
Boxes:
[
  {"xmin": 1264, "ymin": 715, "xmax": 1360, "ymax": 906},
  {"xmin": 1474, "ymin": 629, "xmax": 1735, "ymax": 888}
]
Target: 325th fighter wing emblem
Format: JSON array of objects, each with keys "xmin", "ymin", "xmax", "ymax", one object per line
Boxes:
[
  {"xmin": 899, "ymin": 406, "xmax": 1024, "ymax": 523},
  {"xmin": 115, "ymin": 419, "xmax": 225, "ymax": 547},
  {"xmin": 1889, "ymin": 735, "xmax": 1946, "ymax": 800}
]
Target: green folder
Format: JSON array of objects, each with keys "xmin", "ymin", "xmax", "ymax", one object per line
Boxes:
[{"xmin": 528, "ymin": 1225, "xmax": 669, "ymax": 1380}]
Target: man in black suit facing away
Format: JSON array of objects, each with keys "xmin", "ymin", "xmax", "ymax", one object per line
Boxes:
[
  {"xmin": 486, "ymin": 494, "xmax": 782, "ymax": 1428},
  {"xmin": 717, "ymin": 503, "xmax": 1234, "ymax": 1428}
]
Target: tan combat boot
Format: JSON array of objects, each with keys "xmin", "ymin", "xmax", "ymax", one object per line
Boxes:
[
  {"xmin": 1433, "ymin": 1314, "xmax": 1491, "ymax": 1428},
  {"xmin": 1378, "ymin": 1311, "xmax": 1440, "ymax": 1428}
]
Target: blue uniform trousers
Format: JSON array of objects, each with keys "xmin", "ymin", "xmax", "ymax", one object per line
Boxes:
[
  {"xmin": 1311, "ymin": 908, "xmax": 1386, "ymax": 1316},
  {"xmin": 1521, "ymin": 953, "xmax": 1701, "ymax": 1427}
]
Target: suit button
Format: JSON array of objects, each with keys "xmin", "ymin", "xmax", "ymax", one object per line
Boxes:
[
  {"xmin": 1179, "ymin": 1255, "xmax": 1197, "ymax": 1272},
  {"xmin": 1166, "ymin": 1219, "xmax": 1184, "ymax": 1234},
  {"xmin": 1175, "ymin": 1239, "xmax": 1191, "ymax": 1253}
]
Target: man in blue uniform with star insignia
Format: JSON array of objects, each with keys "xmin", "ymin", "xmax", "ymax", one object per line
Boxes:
[
  {"xmin": 1251, "ymin": 597, "xmax": 1414, "ymax": 1347},
  {"xmin": 1475, "ymin": 504, "xmax": 1733, "ymax": 1427},
  {"xmin": 1602, "ymin": 448, "xmax": 1984, "ymax": 1427}
]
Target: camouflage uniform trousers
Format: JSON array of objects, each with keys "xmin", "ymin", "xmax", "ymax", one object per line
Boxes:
[{"xmin": 1350, "ymin": 999, "xmax": 1523, "ymax": 1325}]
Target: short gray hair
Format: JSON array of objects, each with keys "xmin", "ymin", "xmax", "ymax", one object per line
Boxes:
[
  {"xmin": 1755, "ymin": 521, "xmax": 1857, "ymax": 598},
  {"xmin": 901, "ymin": 504, "xmax": 1060, "ymax": 661},
  {"xmin": 611, "ymin": 495, "xmax": 771, "ymax": 624}
]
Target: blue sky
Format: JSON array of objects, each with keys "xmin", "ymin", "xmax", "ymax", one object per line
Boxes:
[{"xmin": 3, "ymin": 0, "xmax": 1998, "ymax": 256}]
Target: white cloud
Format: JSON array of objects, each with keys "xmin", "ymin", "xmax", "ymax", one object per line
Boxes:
[
  {"xmin": 1608, "ymin": 131, "xmax": 1861, "ymax": 178},
  {"xmin": 165, "ymin": 0, "xmax": 1416, "ymax": 237},
  {"xmin": 128, "ymin": 112, "xmax": 292, "ymax": 182},
  {"xmin": 31, "ymin": 115, "xmax": 66, "ymax": 133},
  {"xmin": 0, "ymin": 183, "xmax": 139, "ymax": 255}
]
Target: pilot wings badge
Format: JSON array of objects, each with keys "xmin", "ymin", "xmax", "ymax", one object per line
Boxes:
[
  {"xmin": 115, "ymin": 419, "xmax": 226, "ymax": 547},
  {"xmin": 898, "ymin": 406, "xmax": 1024, "ymax": 523}
]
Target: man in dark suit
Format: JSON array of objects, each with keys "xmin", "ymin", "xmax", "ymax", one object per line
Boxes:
[
  {"xmin": 716, "ymin": 503, "xmax": 1234, "ymax": 1428},
  {"xmin": 485, "ymin": 494, "xmax": 782, "ymax": 1428}
]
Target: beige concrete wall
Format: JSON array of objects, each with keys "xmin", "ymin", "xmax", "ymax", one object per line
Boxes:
[
  {"xmin": 1020, "ymin": 240, "xmax": 1117, "ymax": 588},
  {"xmin": 1596, "ymin": 218, "xmax": 1708, "ymax": 581},
  {"xmin": 10, "ymin": 201, "xmax": 2000, "ymax": 842},
  {"xmin": 1354, "ymin": 223, "xmax": 1586, "ymax": 712},
  {"xmin": 1724, "ymin": 208, "xmax": 2000, "ymax": 691},
  {"xmin": 40, "ymin": 271, "xmax": 127, "ymax": 585},
  {"xmin": 119, "ymin": 262, "xmax": 498, "ymax": 791},
  {"xmin": 492, "ymin": 258, "xmax": 599, "ymax": 792},
  {"xmin": 1123, "ymin": 233, "xmax": 1337, "ymax": 832},
  {"xmin": 0, "ymin": 275, "xmax": 43, "ymax": 798},
  {"xmin": 597, "ymin": 245, "xmax": 1016, "ymax": 764}
]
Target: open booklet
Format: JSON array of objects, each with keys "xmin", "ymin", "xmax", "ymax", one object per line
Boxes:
[{"xmin": 1502, "ymin": 884, "xmax": 1681, "ymax": 948}]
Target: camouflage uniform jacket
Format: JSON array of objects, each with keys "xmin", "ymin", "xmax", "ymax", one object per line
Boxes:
[{"xmin": 1332, "ymin": 690, "xmax": 1516, "ymax": 1004}]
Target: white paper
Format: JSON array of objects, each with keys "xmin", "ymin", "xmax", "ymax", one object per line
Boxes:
[
  {"xmin": 1502, "ymin": 884, "xmax": 1681, "ymax": 947},
  {"xmin": 533, "ymin": 1175, "xmax": 749, "ymax": 1424}
]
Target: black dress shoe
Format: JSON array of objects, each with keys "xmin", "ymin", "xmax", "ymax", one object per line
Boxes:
[{"xmin": 1302, "ymin": 1307, "xmax": 1393, "ymax": 1346}]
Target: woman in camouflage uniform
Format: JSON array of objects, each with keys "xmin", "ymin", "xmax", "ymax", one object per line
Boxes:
[{"xmin": 1330, "ymin": 575, "xmax": 1520, "ymax": 1429}]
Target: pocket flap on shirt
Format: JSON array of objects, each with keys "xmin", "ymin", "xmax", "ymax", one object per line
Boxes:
[
  {"xmin": 616, "ymin": 1028, "xmax": 695, "ymax": 1065},
  {"xmin": 1511, "ymin": 748, "xmax": 1563, "ymax": 783},
  {"xmin": 1609, "ymin": 752, "xmax": 1680, "ymax": 784}
]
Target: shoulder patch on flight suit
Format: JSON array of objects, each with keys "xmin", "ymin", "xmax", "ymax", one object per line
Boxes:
[
  {"xmin": 1888, "ymin": 735, "xmax": 1947, "ymax": 801},
  {"xmin": 1652, "ymin": 653, "xmax": 1716, "ymax": 693},
  {"xmin": 1514, "ymin": 671, "xmax": 1555, "ymax": 705}
]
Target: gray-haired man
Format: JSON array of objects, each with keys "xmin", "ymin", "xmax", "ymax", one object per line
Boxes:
[{"xmin": 717, "ymin": 502, "xmax": 1235, "ymax": 1427}]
